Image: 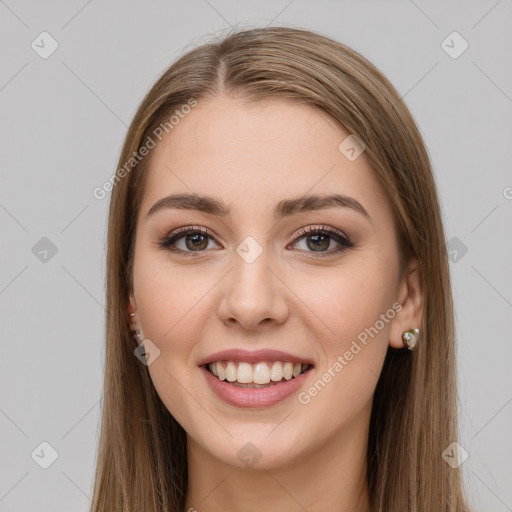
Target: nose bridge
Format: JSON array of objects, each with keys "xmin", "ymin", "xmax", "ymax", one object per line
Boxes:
[{"xmin": 217, "ymin": 236, "xmax": 288, "ymax": 329}]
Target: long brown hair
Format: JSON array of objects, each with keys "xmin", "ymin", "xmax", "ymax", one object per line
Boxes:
[{"xmin": 90, "ymin": 26, "xmax": 472, "ymax": 511}]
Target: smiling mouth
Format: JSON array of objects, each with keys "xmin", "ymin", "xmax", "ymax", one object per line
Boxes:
[{"xmin": 204, "ymin": 360, "xmax": 313, "ymax": 388}]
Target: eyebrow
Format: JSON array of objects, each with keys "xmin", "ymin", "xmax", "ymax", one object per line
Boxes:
[{"xmin": 146, "ymin": 192, "xmax": 370, "ymax": 221}]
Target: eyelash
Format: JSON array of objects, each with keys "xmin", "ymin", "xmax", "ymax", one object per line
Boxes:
[{"xmin": 157, "ymin": 225, "xmax": 354, "ymax": 258}]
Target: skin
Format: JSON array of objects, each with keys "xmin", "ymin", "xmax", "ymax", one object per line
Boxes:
[{"xmin": 127, "ymin": 95, "xmax": 423, "ymax": 512}]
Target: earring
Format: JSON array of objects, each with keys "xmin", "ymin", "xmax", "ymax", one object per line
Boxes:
[
  {"xmin": 128, "ymin": 307, "xmax": 142, "ymax": 343},
  {"xmin": 402, "ymin": 328, "xmax": 419, "ymax": 350}
]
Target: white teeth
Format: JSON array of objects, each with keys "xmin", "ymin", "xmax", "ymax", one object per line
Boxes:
[
  {"xmin": 208, "ymin": 360, "xmax": 310, "ymax": 384},
  {"xmin": 253, "ymin": 362, "xmax": 271, "ymax": 384},
  {"xmin": 237, "ymin": 362, "xmax": 253, "ymax": 383},
  {"xmin": 225, "ymin": 361, "xmax": 237, "ymax": 382},
  {"xmin": 270, "ymin": 361, "xmax": 283, "ymax": 382}
]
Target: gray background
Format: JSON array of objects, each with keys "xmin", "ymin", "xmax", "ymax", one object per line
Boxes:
[{"xmin": 1, "ymin": 1, "xmax": 511, "ymax": 511}]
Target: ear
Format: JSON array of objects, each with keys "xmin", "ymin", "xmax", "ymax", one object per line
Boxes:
[{"xmin": 388, "ymin": 258, "xmax": 424, "ymax": 349}]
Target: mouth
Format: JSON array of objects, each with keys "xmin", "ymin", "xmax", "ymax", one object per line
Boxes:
[{"xmin": 203, "ymin": 360, "xmax": 314, "ymax": 389}]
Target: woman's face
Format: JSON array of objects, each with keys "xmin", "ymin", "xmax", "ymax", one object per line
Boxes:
[{"xmin": 130, "ymin": 96, "xmax": 415, "ymax": 469}]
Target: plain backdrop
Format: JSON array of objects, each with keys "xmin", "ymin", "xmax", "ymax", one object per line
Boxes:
[{"xmin": 1, "ymin": 1, "xmax": 511, "ymax": 511}]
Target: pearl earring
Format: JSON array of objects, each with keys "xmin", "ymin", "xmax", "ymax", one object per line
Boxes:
[
  {"xmin": 129, "ymin": 312, "xmax": 142, "ymax": 343},
  {"xmin": 402, "ymin": 328, "xmax": 419, "ymax": 350}
]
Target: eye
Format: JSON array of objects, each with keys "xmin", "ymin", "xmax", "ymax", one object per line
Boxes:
[
  {"xmin": 289, "ymin": 225, "xmax": 353, "ymax": 257},
  {"xmin": 158, "ymin": 226, "xmax": 220, "ymax": 257},
  {"xmin": 158, "ymin": 224, "xmax": 354, "ymax": 257}
]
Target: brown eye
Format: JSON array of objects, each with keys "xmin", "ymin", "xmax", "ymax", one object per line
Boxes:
[
  {"xmin": 291, "ymin": 226, "xmax": 353, "ymax": 256},
  {"xmin": 158, "ymin": 227, "xmax": 219, "ymax": 256},
  {"xmin": 182, "ymin": 232, "xmax": 209, "ymax": 251}
]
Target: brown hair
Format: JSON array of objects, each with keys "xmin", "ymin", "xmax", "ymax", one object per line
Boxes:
[{"xmin": 90, "ymin": 26, "xmax": 472, "ymax": 511}]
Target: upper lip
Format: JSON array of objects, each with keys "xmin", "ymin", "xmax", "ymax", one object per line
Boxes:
[{"xmin": 198, "ymin": 349, "xmax": 315, "ymax": 367}]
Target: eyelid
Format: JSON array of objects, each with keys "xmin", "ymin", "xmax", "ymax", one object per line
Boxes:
[{"xmin": 293, "ymin": 224, "xmax": 350, "ymax": 243}]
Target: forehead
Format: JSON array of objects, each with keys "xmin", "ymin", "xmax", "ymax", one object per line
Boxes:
[{"xmin": 139, "ymin": 96, "xmax": 393, "ymax": 225}]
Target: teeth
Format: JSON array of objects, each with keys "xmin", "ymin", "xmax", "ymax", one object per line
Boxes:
[
  {"xmin": 283, "ymin": 362, "xmax": 293, "ymax": 380},
  {"xmin": 207, "ymin": 361, "xmax": 310, "ymax": 384},
  {"xmin": 237, "ymin": 362, "xmax": 253, "ymax": 383},
  {"xmin": 270, "ymin": 361, "xmax": 283, "ymax": 382},
  {"xmin": 225, "ymin": 361, "xmax": 237, "ymax": 382},
  {"xmin": 253, "ymin": 362, "xmax": 271, "ymax": 384}
]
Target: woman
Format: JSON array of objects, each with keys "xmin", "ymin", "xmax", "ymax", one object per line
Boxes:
[{"xmin": 90, "ymin": 26, "xmax": 473, "ymax": 511}]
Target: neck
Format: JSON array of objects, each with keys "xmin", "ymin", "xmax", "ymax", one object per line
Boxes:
[{"xmin": 184, "ymin": 406, "xmax": 372, "ymax": 512}]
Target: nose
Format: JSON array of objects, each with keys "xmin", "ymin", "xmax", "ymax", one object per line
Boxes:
[{"xmin": 217, "ymin": 249, "xmax": 289, "ymax": 331}]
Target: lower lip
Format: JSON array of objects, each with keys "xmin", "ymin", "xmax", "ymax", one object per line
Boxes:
[{"xmin": 200, "ymin": 365, "xmax": 313, "ymax": 408}]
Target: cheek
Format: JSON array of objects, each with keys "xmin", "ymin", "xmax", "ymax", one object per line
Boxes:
[
  {"xmin": 293, "ymin": 272, "xmax": 393, "ymax": 424},
  {"xmin": 295, "ymin": 260, "xmax": 396, "ymax": 348},
  {"xmin": 133, "ymin": 253, "xmax": 216, "ymax": 428},
  {"xmin": 290, "ymin": 260, "xmax": 396, "ymax": 411},
  {"xmin": 133, "ymin": 249, "xmax": 221, "ymax": 358}
]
